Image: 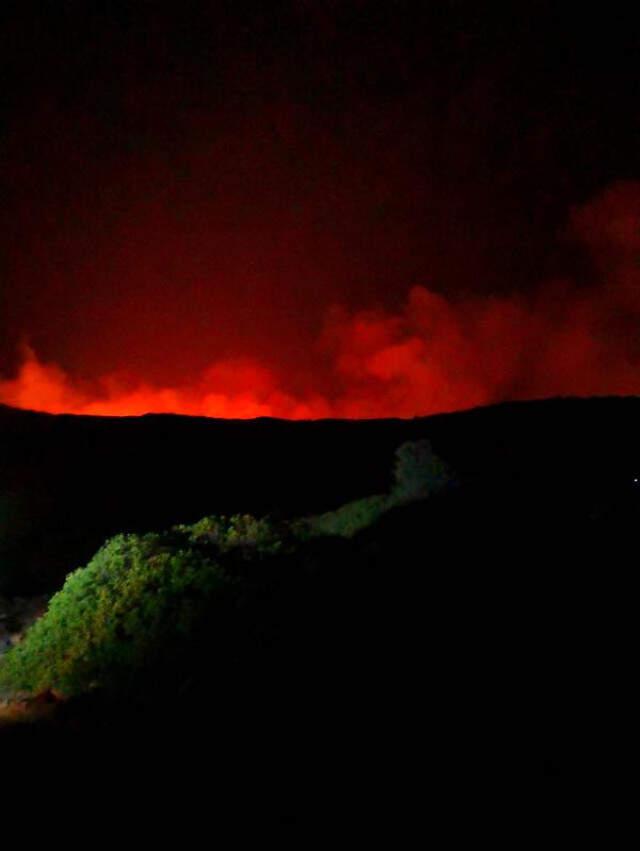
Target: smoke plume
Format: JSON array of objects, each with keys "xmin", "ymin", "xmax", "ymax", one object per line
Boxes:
[{"xmin": 2, "ymin": 182, "xmax": 640, "ymax": 419}]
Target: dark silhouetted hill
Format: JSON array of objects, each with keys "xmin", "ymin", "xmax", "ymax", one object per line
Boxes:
[{"xmin": 3, "ymin": 396, "xmax": 640, "ymax": 595}]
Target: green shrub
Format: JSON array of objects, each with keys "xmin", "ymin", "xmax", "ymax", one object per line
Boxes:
[
  {"xmin": 178, "ymin": 513, "xmax": 284, "ymax": 555},
  {"xmin": 303, "ymin": 494, "xmax": 391, "ymax": 539},
  {"xmin": 0, "ymin": 437, "xmax": 455, "ymax": 702},
  {"xmin": 391, "ymin": 439, "xmax": 452, "ymax": 504},
  {"xmin": 0, "ymin": 531, "xmax": 229, "ymax": 698},
  {"xmin": 300, "ymin": 440, "xmax": 454, "ymax": 540},
  {"xmin": 0, "ymin": 512, "xmax": 296, "ymax": 699}
]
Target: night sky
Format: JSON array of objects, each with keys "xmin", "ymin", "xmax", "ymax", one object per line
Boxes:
[{"xmin": 2, "ymin": 1, "xmax": 640, "ymax": 417}]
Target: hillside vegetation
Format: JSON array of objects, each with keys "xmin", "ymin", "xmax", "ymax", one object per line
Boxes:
[
  {"xmin": 0, "ymin": 440, "xmax": 452, "ymax": 701},
  {"xmin": 5, "ymin": 395, "xmax": 640, "ymax": 598},
  {"xmin": 3, "ymin": 398, "xmax": 640, "ymax": 778}
]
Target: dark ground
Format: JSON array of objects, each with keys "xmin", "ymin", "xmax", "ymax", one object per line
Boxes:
[{"xmin": 2, "ymin": 396, "xmax": 639, "ymax": 787}]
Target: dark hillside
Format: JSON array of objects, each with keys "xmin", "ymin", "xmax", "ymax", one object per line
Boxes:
[
  {"xmin": 3, "ymin": 396, "xmax": 640, "ymax": 593},
  {"xmin": 0, "ymin": 406, "xmax": 414, "ymax": 593},
  {"xmin": 3, "ymin": 396, "xmax": 640, "ymax": 782},
  {"xmin": 1, "ymin": 467, "xmax": 633, "ymax": 782}
]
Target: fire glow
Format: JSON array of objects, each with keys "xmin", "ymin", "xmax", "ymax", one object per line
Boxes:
[
  {"xmin": 3, "ymin": 280, "xmax": 640, "ymax": 420},
  {"xmin": 2, "ymin": 183, "xmax": 640, "ymax": 420}
]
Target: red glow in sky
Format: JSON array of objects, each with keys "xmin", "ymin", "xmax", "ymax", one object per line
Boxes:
[
  {"xmin": 3, "ymin": 6, "xmax": 640, "ymax": 420},
  {"xmin": 3, "ymin": 182, "xmax": 640, "ymax": 420}
]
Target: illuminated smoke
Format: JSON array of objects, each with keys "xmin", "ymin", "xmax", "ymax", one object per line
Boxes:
[{"xmin": 2, "ymin": 182, "xmax": 640, "ymax": 419}]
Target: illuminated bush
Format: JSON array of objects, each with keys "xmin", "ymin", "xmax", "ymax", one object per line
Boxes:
[
  {"xmin": 0, "ymin": 440, "xmax": 455, "ymax": 701},
  {"xmin": 303, "ymin": 440, "xmax": 453, "ymax": 540},
  {"xmin": 0, "ymin": 532, "xmax": 230, "ymax": 697},
  {"xmin": 391, "ymin": 439, "xmax": 453, "ymax": 503},
  {"xmin": 0, "ymin": 512, "xmax": 297, "ymax": 698},
  {"xmin": 177, "ymin": 513, "xmax": 284, "ymax": 554},
  {"xmin": 303, "ymin": 494, "xmax": 391, "ymax": 539}
]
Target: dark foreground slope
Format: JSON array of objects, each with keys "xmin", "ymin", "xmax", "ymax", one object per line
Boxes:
[
  {"xmin": 2, "ymin": 395, "xmax": 640, "ymax": 787},
  {"xmin": 1, "ymin": 464, "xmax": 634, "ymax": 789}
]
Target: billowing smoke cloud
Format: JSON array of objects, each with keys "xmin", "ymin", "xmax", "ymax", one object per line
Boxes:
[{"xmin": 2, "ymin": 182, "xmax": 640, "ymax": 419}]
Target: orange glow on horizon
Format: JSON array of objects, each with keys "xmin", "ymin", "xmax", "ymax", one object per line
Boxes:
[{"xmin": 3, "ymin": 271, "xmax": 640, "ymax": 420}]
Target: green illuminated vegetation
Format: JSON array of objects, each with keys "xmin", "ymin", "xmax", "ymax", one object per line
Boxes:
[
  {"xmin": 303, "ymin": 439, "xmax": 452, "ymax": 538},
  {"xmin": 0, "ymin": 516, "xmax": 294, "ymax": 698},
  {"xmin": 303, "ymin": 493, "xmax": 391, "ymax": 538},
  {"xmin": 391, "ymin": 438, "xmax": 452, "ymax": 504},
  {"xmin": 0, "ymin": 532, "xmax": 226, "ymax": 696},
  {"xmin": 0, "ymin": 440, "xmax": 452, "ymax": 701}
]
